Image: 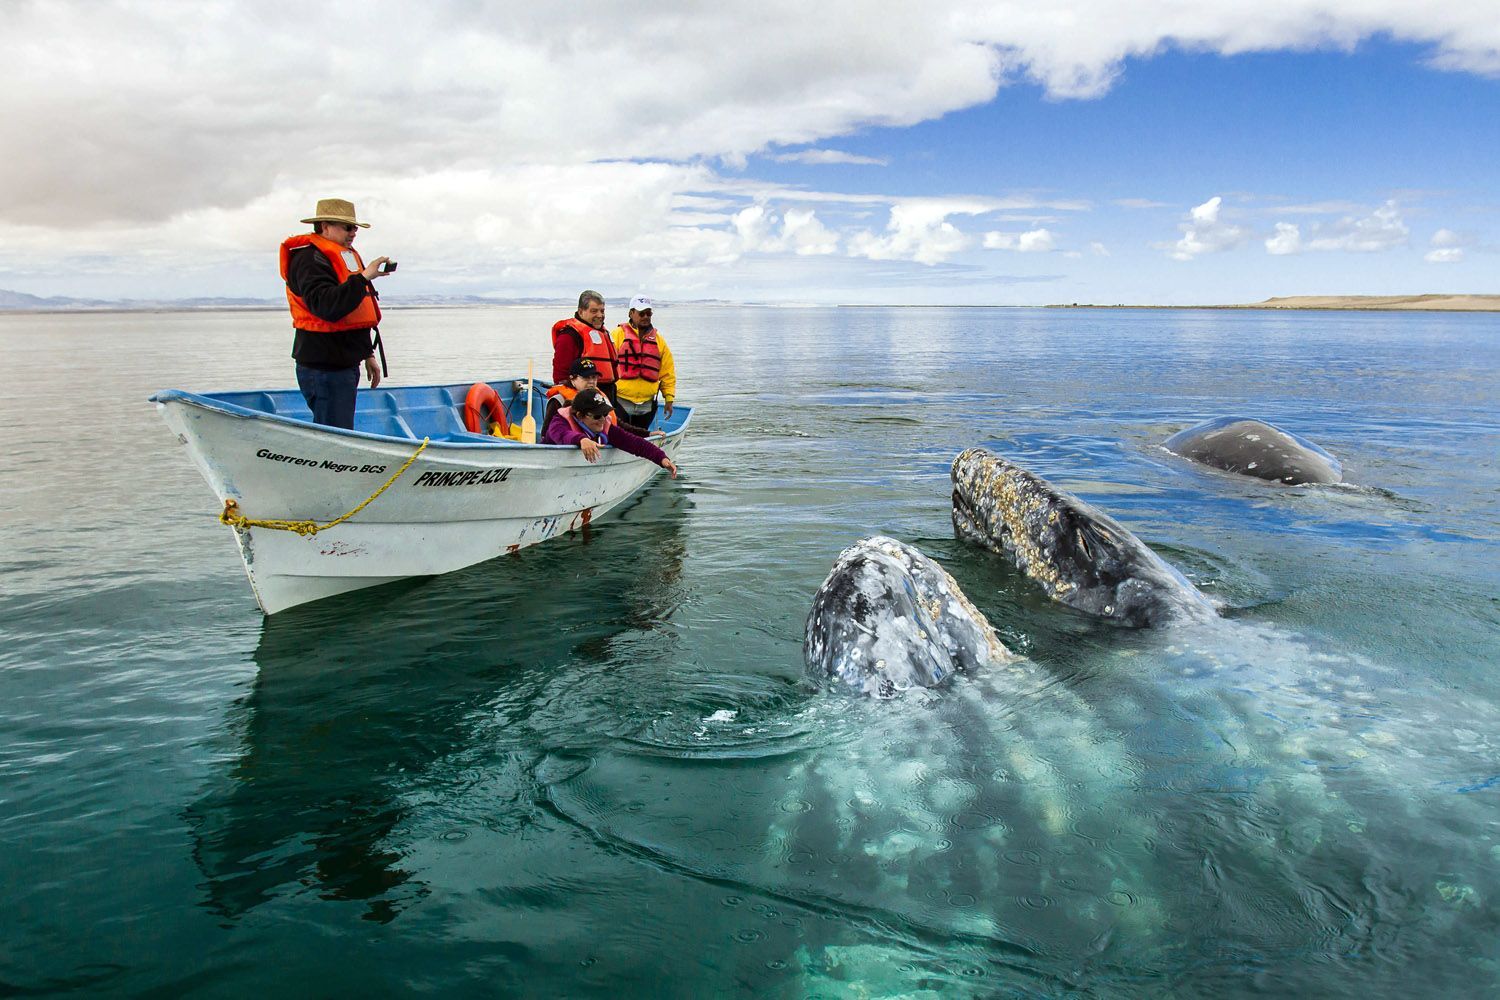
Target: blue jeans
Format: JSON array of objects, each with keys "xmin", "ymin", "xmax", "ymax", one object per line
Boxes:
[{"xmin": 296, "ymin": 364, "xmax": 360, "ymax": 429}]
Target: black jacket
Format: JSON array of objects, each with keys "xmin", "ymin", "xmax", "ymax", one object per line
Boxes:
[{"xmin": 286, "ymin": 246, "xmax": 376, "ymax": 371}]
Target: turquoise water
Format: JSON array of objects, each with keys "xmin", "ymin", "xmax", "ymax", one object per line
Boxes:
[{"xmin": 1, "ymin": 306, "xmax": 1497, "ymax": 997}]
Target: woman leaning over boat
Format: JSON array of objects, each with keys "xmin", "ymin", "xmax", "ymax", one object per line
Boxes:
[{"xmin": 544, "ymin": 388, "xmax": 678, "ymax": 478}]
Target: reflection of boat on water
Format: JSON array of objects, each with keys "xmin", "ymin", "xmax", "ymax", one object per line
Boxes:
[
  {"xmin": 151, "ymin": 380, "xmax": 691, "ymax": 614},
  {"xmin": 184, "ymin": 487, "xmax": 690, "ymax": 923}
]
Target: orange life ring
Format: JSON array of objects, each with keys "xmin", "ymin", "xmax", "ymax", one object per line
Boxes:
[{"xmin": 463, "ymin": 382, "xmax": 509, "ymax": 435}]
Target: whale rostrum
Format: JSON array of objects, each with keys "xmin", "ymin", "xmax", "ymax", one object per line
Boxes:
[{"xmin": 804, "ymin": 535, "xmax": 1013, "ymax": 696}]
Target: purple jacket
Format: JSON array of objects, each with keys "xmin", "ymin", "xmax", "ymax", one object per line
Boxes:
[{"xmin": 544, "ymin": 411, "xmax": 669, "ymax": 466}]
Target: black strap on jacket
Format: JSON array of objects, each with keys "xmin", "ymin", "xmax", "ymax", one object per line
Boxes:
[{"xmin": 372, "ymin": 327, "xmax": 388, "ymax": 376}]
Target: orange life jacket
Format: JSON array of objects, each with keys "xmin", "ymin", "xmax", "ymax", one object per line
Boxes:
[
  {"xmin": 615, "ymin": 325, "xmax": 662, "ymax": 382},
  {"xmin": 545, "ymin": 384, "xmax": 579, "ymax": 404},
  {"xmin": 552, "ymin": 317, "xmax": 617, "ymax": 382},
  {"xmin": 279, "ymin": 233, "xmax": 382, "ymax": 332},
  {"xmin": 557, "ymin": 405, "xmax": 617, "ymax": 442}
]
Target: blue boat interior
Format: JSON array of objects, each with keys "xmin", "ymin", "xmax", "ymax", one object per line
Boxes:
[{"xmin": 159, "ymin": 380, "xmax": 689, "ymax": 445}]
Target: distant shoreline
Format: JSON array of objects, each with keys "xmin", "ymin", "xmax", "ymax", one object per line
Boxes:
[
  {"xmin": 1046, "ymin": 294, "xmax": 1500, "ymax": 313},
  {"xmin": 3, "ymin": 293, "xmax": 1498, "ymax": 315}
]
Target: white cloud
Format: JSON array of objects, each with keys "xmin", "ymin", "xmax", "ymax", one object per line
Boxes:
[
  {"xmin": 1259, "ymin": 200, "xmax": 1366, "ymax": 215},
  {"xmin": 1266, "ymin": 222, "xmax": 1303, "ymax": 255},
  {"xmin": 1424, "ymin": 227, "xmax": 1475, "ymax": 262},
  {"xmin": 1168, "ymin": 196, "xmax": 1250, "ymax": 260},
  {"xmin": 734, "ymin": 205, "xmax": 840, "ymax": 255},
  {"xmin": 1265, "ymin": 202, "xmax": 1412, "ymax": 255},
  {"xmin": 1306, "ymin": 201, "xmax": 1409, "ymax": 252},
  {"xmin": 1430, "ymin": 227, "xmax": 1470, "ymax": 248},
  {"xmin": 3, "ymin": 2, "xmax": 1499, "ymax": 295},
  {"xmin": 848, "ymin": 200, "xmax": 990, "ymax": 265},
  {"xmin": 1089, "ymin": 241, "xmax": 1110, "ymax": 256},
  {"xmin": 5, "ymin": 2, "xmax": 1499, "ymax": 228},
  {"xmin": 769, "ymin": 150, "xmax": 889, "ymax": 166},
  {"xmin": 983, "ymin": 227, "xmax": 1057, "ymax": 252}
]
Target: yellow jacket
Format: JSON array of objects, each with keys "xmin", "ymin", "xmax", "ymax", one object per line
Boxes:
[{"xmin": 610, "ymin": 324, "xmax": 676, "ymax": 406}]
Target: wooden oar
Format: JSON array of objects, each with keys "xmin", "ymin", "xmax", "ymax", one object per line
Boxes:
[{"xmin": 520, "ymin": 360, "xmax": 537, "ymax": 444}]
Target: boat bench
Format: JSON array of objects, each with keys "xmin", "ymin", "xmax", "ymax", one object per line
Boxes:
[
  {"xmin": 353, "ymin": 387, "xmax": 477, "ymax": 442},
  {"xmin": 244, "ymin": 385, "xmax": 535, "ymax": 444}
]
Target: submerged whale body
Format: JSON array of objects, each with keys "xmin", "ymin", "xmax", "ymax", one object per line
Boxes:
[
  {"xmin": 804, "ymin": 535, "xmax": 1011, "ymax": 697},
  {"xmin": 951, "ymin": 448, "xmax": 1216, "ymax": 627},
  {"xmin": 1164, "ymin": 416, "xmax": 1342, "ymax": 485}
]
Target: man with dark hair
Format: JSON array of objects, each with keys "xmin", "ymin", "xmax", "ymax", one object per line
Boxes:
[
  {"xmin": 279, "ymin": 198, "xmax": 395, "ymax": 429},
  {"xmin": 550, "ymin": 289, "xmax": 619, "ymax": 409}
]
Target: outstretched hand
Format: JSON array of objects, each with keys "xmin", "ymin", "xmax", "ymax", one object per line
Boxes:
[
  {"xmin": 579, "ymin": 439, "xmax": 602, "ymax": 462},
  {"xmin": 660, "ymin": 457, "xmax": 678, "ymax": 479}
]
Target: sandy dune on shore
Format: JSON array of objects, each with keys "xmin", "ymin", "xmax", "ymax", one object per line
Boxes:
[{"xmin": 1255, "ymin": 294, "xmax": 1500, "ymax": 311}]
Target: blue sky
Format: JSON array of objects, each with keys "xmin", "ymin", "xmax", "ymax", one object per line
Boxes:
[
  {"xmin": 1, "ymin": 3, "xmax": 1496, "ymax": 305},
  {"xmin": 733, "ymin": 40, "xmax": 1498, "ymax": 304}
]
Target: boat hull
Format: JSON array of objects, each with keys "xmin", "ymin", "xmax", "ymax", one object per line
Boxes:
[{"xmin": 155, "ymin": 389, "xmax": 686, "ymax": 614}]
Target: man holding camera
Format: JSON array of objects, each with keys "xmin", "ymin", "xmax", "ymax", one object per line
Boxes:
[{"xmin": 280, "ymin": 198, "xmax": 395, "ymax": 429}]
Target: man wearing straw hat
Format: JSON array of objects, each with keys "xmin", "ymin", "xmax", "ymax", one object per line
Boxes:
[{"xmin": 279, "ymin": 198, "xmax": 395, "ymax": 429}]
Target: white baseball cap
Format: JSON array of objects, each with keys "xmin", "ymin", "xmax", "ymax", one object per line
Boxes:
[{"xmin": 628, "ymin": 295, "xmax": 653, "ymax": 311}]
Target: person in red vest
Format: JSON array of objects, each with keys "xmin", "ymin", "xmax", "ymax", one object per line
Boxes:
[
  {"xmin": 280, "ymin": 198, "xmax": 394, "ymax": 429},
  {"xmin": 550, "ymin": 289, "xmax": 619, "ymax": 409}
]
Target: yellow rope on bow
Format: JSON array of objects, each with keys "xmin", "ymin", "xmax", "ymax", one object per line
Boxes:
[{"xmin": 220, "ymin": 438, "xmax": 429, "ymax": 537}]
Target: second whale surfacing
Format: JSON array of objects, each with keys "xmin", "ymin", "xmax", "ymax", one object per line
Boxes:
[
  {"xmin": 951, "ymin": 447, "xmax": 1215, "ymax": 627},
  {"xmin": 1164, "ymin": 416, "xmax": 1343, "ymax": 485}
]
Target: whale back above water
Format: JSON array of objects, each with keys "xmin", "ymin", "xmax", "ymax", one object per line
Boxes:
[
  {"xmin": 1164, "ymin": 416, "xmax": 1342, "ymax": 485},
  {"xmin": 804, "ymin": 535, "xmax": 1011, "ymax": 697},
  {"xmin": 951, "ymin": 448, "xmax": 1216, "ymax": 627}
]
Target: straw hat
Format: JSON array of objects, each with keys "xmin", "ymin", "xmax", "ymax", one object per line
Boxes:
[{"xmin": 300, "ymin": 198, "xmax": 370, "ymax": 228}]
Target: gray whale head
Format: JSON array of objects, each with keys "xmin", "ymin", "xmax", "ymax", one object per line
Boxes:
[
  {"xmin": 1164, "ymin": 417, "xmax": 1342, "ymax": 485},
  {"xmin": 804, "ymin": 535, "xmax": 1011, "ymax": 697},
  {"xmin": 951, "ymin": 448, "xmax": 1215, "ymax": 627}
]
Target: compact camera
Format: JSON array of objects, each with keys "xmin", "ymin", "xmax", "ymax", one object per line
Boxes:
[{"xmin": 379, "ymin": 260, "xmax": 398, "ymax": 273}]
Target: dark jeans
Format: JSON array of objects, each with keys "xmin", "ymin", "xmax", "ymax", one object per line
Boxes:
[
  {"xmin": 296, "ymin": 364, "xmax": 360, "ymax": 429},
  {"xmin": 616, "ymin": 396, "xmax": 658, "ymax": 434}
]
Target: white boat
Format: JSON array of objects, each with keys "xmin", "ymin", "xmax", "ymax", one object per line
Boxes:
[{"xmin": 152, "ymin": 380, "xmax": 689, "ymax": 614}]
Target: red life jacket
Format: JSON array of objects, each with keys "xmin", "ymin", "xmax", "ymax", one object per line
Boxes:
[
  {"xmin": 557, "ymin": 405, "xmax": 617, "ymax": 442},
  {"xmin": 615, "ymin": 325, "xmax": 662, "ymax": 382},
  {"xmin": 552, "ymin": 317, "xmax": 617, "ymax": 382},
  {"xmin": 279, "ymin": 233, "xmax": 382, "ymax": 332}
]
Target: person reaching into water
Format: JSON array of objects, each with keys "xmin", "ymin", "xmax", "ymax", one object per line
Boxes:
[
  {"xmin": 542, "ymin": 358, "xmax": 601, "ymax": 437},
  {"xmin": 280, "ymin": 198, "xmax": 394, "ymax": 429},
  {"xmin": 611, "ymin": 295, "xmax": 676, "ymax": 435},
  {"xmin": 543, "ymin": 387, "xmax": 678, "ymax": 478}
]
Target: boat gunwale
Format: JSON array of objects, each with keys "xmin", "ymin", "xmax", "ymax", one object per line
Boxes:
[{"xmin": 149, "ymin": 384, "xmax": 692, "ymax": 452}]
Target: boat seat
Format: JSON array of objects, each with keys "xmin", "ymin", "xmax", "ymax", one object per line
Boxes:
[
  {"xmin": 354, "ymin": 412, "xmax": 417, "ymax": 439},
  {"xmin": 256, "ymin": 392, "xmax": 312, "ymax": 419},
  {"xmin": 400, "ymin": 403, "xmax": 492, "ymax": 443}
]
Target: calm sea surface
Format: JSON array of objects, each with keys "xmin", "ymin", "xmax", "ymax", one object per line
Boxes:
[{"xmin": 1, "ymin": 306, "xmax": 1497, "ymax": 997}]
